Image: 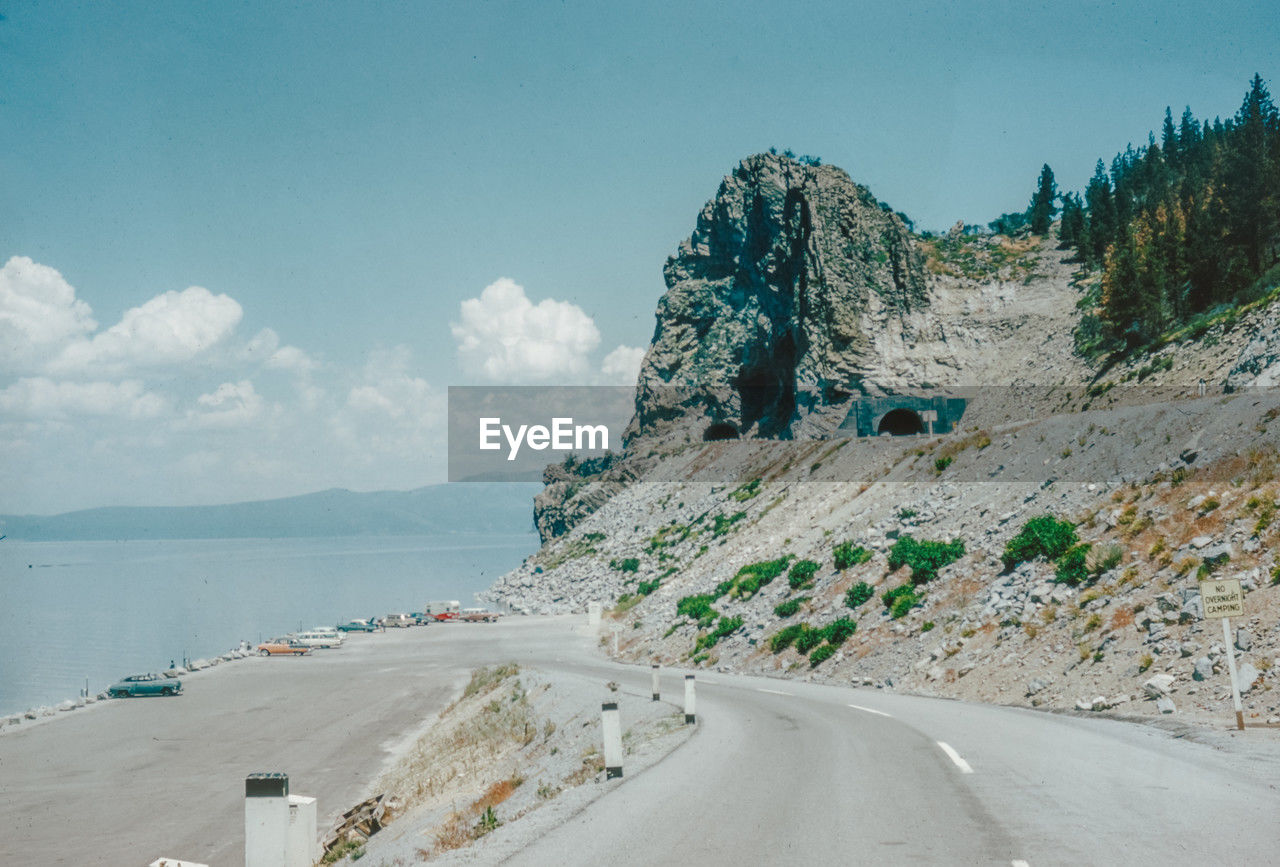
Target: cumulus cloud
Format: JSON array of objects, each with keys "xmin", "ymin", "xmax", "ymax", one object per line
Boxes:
[
  {"xmin": 0, "ymin": 377, "xmax": 165, "ymax": 419},
  {"xmin": 0, "ymin": 256, "xmax": 98, "ymax": 371},
  {"xmin": 600, "ymin": 345, "xmax": 646, "ymax": 385},
  {"xmin": 451, "ymin": 278, "xmax": 601, "ymax": 382},
  {"xmin": 52, "ymin": 286, "xmax": 242, "ymax": 374},
  {"xmin": 240, "ymin": 328, "xmax": 317, "ymax": 373},
  {"xmin": 181, "ymin": 380, "xmax": 265, "ymax": 429}
]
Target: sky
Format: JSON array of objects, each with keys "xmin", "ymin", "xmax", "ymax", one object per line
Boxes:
[{"xmin": 1, "ymin": 1, "xmax": 1276, "ymax": 513}]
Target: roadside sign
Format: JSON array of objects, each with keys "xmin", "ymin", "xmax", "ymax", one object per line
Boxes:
[{"xmin": 1202, "ymin": 578, "xmax": 1243, "ymax": 618}]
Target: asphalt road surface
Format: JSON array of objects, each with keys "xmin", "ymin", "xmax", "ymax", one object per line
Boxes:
[{"xmin": 3, "ymin": 617, "xmax": 1278, "ymax": 866}]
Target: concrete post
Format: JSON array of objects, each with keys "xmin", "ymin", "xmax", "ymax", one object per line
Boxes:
[
  {"xmin": 684, "ymin": 674, "xmax": 696, "ymax": 724},
  {"xmin": 601, "ymin": 702, "xmax": 623, "ymax": 779},
  {"xmin": 651, "ymin": 663, "xmax": 660, "ymax": 701},
  {"xmin": 245, "ymin": 773, "xmax": 289, "ymax": 867},
  {"xmin": 588, "ymin": 602, "xmax": 602, "ymax": 628},
  {"xmin": 285, "ymin": 795, "xmax": 317, "ymax": 867}
]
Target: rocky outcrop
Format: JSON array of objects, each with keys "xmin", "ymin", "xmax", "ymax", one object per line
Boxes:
[{"xmin": 628, "ymin": 153, "xmax": 927, "ymax": 444}]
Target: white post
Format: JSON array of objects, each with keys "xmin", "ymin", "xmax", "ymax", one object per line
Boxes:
[
  {"xmin": 1222, "ymin": 616, "xmax": 1245, "ymax": 731},
  {"xmin": 601, "ymin": 702, "xmax": 623, "ymax": 779},
  {"xmin": 245, "ymin": 774, "xmax": 289, "ymax": 867},
  {"xmin": 588, "ymin": 601, "xmax": 602, "ymax": 628},
  {"xmin": 612, "ymin": 625, "xmax": 619, "ymax": 655},
  {"xmin": 651, "ymin": 664, "xmax": 660, "ymax": 701},
  {"xmin": 684, "ymin": 674, "xmax": 696, "ymax": 724},
  {"xmin": 284, "ymin": 795, "xmax": 317, "ymax": 867}
]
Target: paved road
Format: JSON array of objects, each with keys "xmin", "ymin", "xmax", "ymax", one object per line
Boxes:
[
  {"xmin": 506, "ymin": 655, "xmax": 1280, "ymax": 866},
  {"xmin": 4, "ymin": 617, "xmax": 1279, "ymax": 866}
]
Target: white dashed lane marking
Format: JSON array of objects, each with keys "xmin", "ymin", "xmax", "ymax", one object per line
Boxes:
[
  {"xmin": 755, "ymin": 688, "xmax": 792, "ymax": 696},
  {"xmin": 936, "ymin": 741, "xmax": 974, "ymax": 773},
  {"xmin": 847, "ymin": 704, "xmax": 893, "ymax": 717}
]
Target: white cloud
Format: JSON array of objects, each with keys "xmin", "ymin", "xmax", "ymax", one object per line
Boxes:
[
  {"xmin": 0, "ymin": 377, "xmax": 165, "ymax": 419},
  {"xmin": 267, "ymin": 344, "xmax": 317, "ymax": 373},
  {"xmin": 240, "ymin": 328, "xmax": 317, "ymax": 374},
  {"xmin": 0, "ymin": 256, "xmax": 98, "ymax": 371},
  {"xmin": 601, "ymin": 344, "xmax": 646, "ymax": 385},
  {"xmin": 451, "ymin": 278, "xmax": 601, "ymax": 382},
  {"xmin": 181, "ymin": 380, "xmax": 265, "ymax": 429},
  {"xmin": 52, "ymin": 286, "xmax": 242, "ymax": 374}
]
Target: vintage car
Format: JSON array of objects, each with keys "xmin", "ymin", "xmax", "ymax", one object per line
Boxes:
[
  {"xmin": 256, "ymin": 639, "xmax": 312, "ymax": 656},
  {"xmin": 107, "ymin": 673, "xmax": 182, "ymax": 697},
  {"xmin": 337, "ymin": 619, "xmax": 378, "ymax": 632},
  {"xmin": 293, "ymin": 630, "xmax": 343, "ymax": 648},
  {"xmin": 459, "ymin": 608, "xmax": 499, "ymax": 623},
  {"xmin": 383, "ymin": 613, "xmax": 414, "ymax": 628}
]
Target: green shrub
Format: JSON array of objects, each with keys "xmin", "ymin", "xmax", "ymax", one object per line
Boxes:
[
  {"xmin": 636, "ymin": 579, "xmax": 661, "ymax": 596},
  {"xmin": 732, "ymin": 556, "xmax": 793, "ymax": 597},
  {"xmin": 696, "ymin": 615, "xmax": 743, "ymax": 651},
  {"xmin": 1091, "ymin": 543, "xmax": 1123, "ymax": 573},
  {"xmin": 1002, "ymin": 515, "xmax": 1078, "ymax": 569},
  {"xmin": 809, "ymin": 644, "xmax": 836, "ymax": 667},
  {"xmin": 787, "ymin": 559, "xmax": 820, "ymax": 590},
  {"xmin": 1054, "ymin": 543, "xmax": 1092, "ymax": 586},
  {"xmin": 773, "ymin": 596, "xmax": 809, "ymax": 618},
  {"xmin": 610, "ymin": 557, "xmax": 640, "ymax": 573},
  {"xmin": 921, "ymin": 621, "xmax": 935, "ymax": 632},
  {"xmin": 730, "ymin": 478, "xmax": 761, "ymax": 501},
  {"xmin": 833, "ymin": 541, "xmax": 873, "ymax": 570},
  {"xmin": 844, "ymin": 581, "xmax": 874, "ymax": 609},
  {"xmin": 793, "ymin": 625, "xmax": 825, "ymax": 654},
  {"xmin": 882, "ymin": 584, "xmax": 921, "ymax": 618},
  {"xmin": 769, "ymin": 623, "xmax": 805, "ymax": 653},
  {"xmin": 897, "ymin": 508, "xmax": 918, "ymax": 520},
  {"xmin": 823, "ymin": 617, "xmax": 857, "ymax": 646},
  {"xmin": 934, "ymin": 455, "xmax": 953, "ymax": 472},
  {"xmin": 888, "ymin": 535, "xmax": 965, "ymax": 584},
  {"xmin": 711, "ymin": 512, "xmax": 747, "ymax": 537},
  {"xmin": 675, "ymin": 594, "xmax": 716, "ymax": 624}
]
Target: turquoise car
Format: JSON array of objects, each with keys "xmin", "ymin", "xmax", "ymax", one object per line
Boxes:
[
  {"xmin": 337, "ymin": 619, "xmax": 378, "ymax": 632},
  {"xmin": 108, "ymin": 673, "xmax": 182, "ymax": 697}
]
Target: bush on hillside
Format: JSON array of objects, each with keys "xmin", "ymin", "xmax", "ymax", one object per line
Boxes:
[
  {"xmin": 888, "ymin": 535, "xmax": 965, "ymax": 584},
  {"xmin": 844, "ymin": 581, "xmax": 874, "ymax": 609},
  {"xmin": 833, "ymin": 541, "xmax": 873, "ymax": 570},
  {"xmin": 1002, "ymin": 515, "xmax": 1078, "ymax": 570}
]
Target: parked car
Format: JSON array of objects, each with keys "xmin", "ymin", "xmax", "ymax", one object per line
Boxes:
[
  {"xmin": 337, "ymin": 619, "xmax": 378, "ymax": 632},
  {"xmin": 293, "ymin": 630, "xmax": 343, "ymax": 648},
  {"xmin": 257, "ymin": 639, "xmax": 311, "ymax": 656},
  {"xmin": 108, "ymin": 673, "xmax": 182, "ymax": 697},
  {"xmin": 459, "ymin": 608, "xmax": 499, "ymax": 623},
  {"xmin": 383, "ymin": 613, "xmax": 414, "ymax": 628},
  {"xmin": 409, "ymin": 612, "xmax": 431, "ymax": 625}
]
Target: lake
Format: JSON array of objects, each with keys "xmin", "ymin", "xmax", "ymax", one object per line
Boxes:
[{"xmin": 0, "ymin": 533, "xmax": 538, "ymax": 716}]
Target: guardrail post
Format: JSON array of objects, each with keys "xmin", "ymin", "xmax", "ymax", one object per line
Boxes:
[
  {"xmin": 684, "ymin": 674, "xmax": 696, "ymax": 724},
  {"xmin": 602, "ymin": 702, "xmax": 623, "ymax": 779},
  {"xmin": 651, "ymin": 663, "xmax": 660, "ymax": 701}
]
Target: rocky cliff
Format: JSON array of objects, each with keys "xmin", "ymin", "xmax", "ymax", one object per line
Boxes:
[{"xmin": 629, "ymin": 153, "xmax": 928, "ymax": 445}]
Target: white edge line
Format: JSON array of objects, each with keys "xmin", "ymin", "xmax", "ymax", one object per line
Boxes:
[
  {"xmin": 847, "ymin": 703, "xmax": 893, "ymax": 718},
  {"xmin": 756, "ymin": 687, "xmax": 792, "ymax": 696},
  {"xmin": 1011, "ymin": 861, "xmax": 1031, "ymax": 867},
  {"xmin": 936, "ymin": 741, "xmax": 974, "ymax": 773}
]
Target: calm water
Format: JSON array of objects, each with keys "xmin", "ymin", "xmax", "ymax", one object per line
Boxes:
[{"xmin": 0, "ymin": 533, "xmax": 537, "ymax": 715}]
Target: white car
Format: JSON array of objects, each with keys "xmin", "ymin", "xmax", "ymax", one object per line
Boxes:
[
  {"xmin": 383, "ymin": 613, "xmax": 414, "ymax": 628},
  {"xmin": 292, "ymin": 630, "xmax": 344, "ymax": 648}
]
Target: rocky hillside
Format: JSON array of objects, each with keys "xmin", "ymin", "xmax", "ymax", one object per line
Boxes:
[{"xmin": 495, "ymin": 152, "xmax": 1280, "ymax": 726}]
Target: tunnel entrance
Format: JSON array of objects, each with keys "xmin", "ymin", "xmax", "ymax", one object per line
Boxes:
[
  {"xmin": 877, "ymin": 408, "xmax": 925, "ymax": 436},
  {"xmin": 703, "ymin": 423, "xmax": 740, "ymax": 441}
]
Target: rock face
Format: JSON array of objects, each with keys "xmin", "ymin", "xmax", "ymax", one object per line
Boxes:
[{"xmin": 629, "ymin": 153, "xmax": 926, "ymax": 444}]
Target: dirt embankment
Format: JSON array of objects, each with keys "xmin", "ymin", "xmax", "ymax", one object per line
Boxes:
[{"xmin": 330, "ymin": 662, "xmax": 692, "ymax": 865}]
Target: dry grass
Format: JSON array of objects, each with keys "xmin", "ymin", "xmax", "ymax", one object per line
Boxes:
[{"xmin": 1109, "ymin": 606, "xmax": 1135, "ymax": 631}]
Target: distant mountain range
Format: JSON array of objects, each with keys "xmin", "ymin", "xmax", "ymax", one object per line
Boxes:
[{"xmin": 0, "ymin": 484, "xmax": 540, "ymax": 541}]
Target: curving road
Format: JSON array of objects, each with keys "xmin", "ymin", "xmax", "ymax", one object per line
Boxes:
[{"xmin": 2, "ymin": 616, "xmax": 1278, "ymax": 866}]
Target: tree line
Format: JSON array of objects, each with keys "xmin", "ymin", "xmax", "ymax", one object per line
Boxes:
[{"xmin": 1013, "ymin": 75, "xmax": 1280, "ymax": 351}]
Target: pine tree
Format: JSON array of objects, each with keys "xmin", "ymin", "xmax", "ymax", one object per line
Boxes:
[{"xmin": 1028, "ymin": 164, "xmax": 1058, "ymax": 235}]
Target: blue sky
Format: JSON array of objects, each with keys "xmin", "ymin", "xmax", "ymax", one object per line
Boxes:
[{"xmin": 1, "ymin": 1, "xmax": 1276, "ymax": 512}]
